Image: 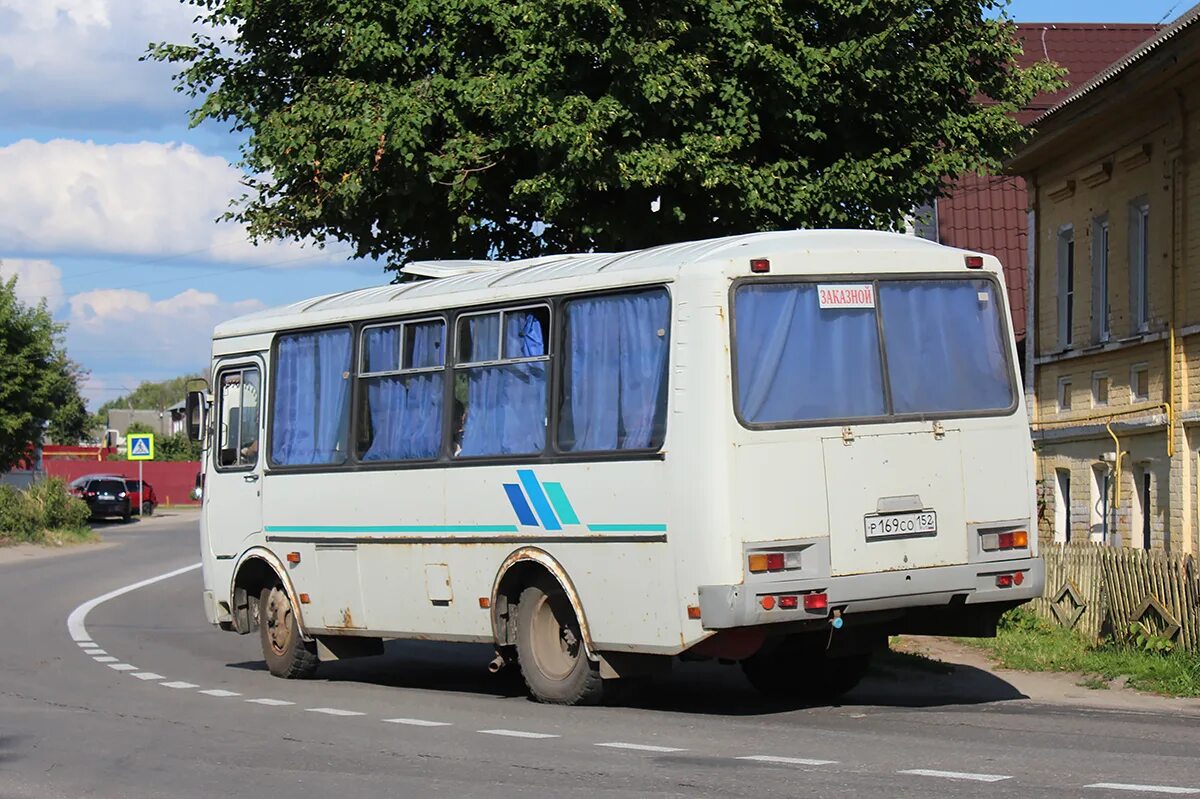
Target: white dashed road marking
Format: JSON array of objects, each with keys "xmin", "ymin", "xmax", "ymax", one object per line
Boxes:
[
  {"xmin": 83, "ymin": 649, "xmax": 105, "ymax": 655},
  {"xmin": 93, "ymin": 656, "xmax": 118, "ymax": 663},
  {"xmin": 1086, "ymin": 784, "xmax": 1200, "ymax": 795},
  {"xmin": 899, "ymin": 769, "xmax": 1011, "ymax": 783},
  {"xmin": 737, "ymin": 755, "xmax": 838, "ymax": 767},
  {"xmin": 384, "ymin": 718, "xmax": 452, "ymax": 727},
  {"xmin": 198, "ymin": 689, "xmax": 241, "ymax": 697},
  {"xmin": 107, "ymin": 663, "xmax": 138, "ymax": 672},
  {"xmin": 131, "ymin": 672, "xmax": 164, "ymax": 681},
  {"xmin": 596, "ymin": 742, "xmax": 687, "ymax": 753},
  {"xmin": 307, "ymin": 707, "xmax": 366, "ymax": 717},
  {"xmin": 160, "ymin": 681, "xmax": 199, "ymax": 689},
  {"xmin": 479, "ymin": 729, "xmax": 560, "ymax": 739},
  {"xmin": 247, "ymin": 698, "xmax": 295, "ymax": 707}
]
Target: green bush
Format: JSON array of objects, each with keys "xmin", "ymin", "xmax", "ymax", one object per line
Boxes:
[{"xmin": 0, "ymin": 478, "xmax": 92, "ymax": 543}]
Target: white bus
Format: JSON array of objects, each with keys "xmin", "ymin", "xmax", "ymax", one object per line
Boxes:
[{"xmin": 190, "ymin": 230, "xmax": 1043, "ymax": 705}]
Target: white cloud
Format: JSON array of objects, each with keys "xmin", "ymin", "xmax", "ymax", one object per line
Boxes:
[
  {"xmin": 66, "ymin": 286, "xmax": 264, "ymax": 409},
  {"xmin": 0, "ymin": 257, "xmax": 65, "ymax": 310},
  {"xmin": 0, "ymin": 0, "xmax": 197, "ymax": 130},
  {"xmin": 0, "ymin": 139, "xmax": 349, "ymax": 266}
]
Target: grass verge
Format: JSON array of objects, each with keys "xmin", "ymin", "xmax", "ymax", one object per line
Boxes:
[
  {"xmin": 964, "ymin": 608, "xmax": 1200, "ymax": 698},
  {"xmin": 0, "ymin": 478, "xmax": 98, "ymax": 547}
]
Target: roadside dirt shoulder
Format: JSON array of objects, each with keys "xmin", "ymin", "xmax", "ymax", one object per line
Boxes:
[
  {"xmin": 892, "ymin": 635, "xmax": 1200, "ymax": 716},
  {"xmin": 0, "ymin": 539, "xmax": 117, "ymax": 566}
]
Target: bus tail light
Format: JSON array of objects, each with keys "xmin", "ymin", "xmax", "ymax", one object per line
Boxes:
[
  {"xmin": 995, "ymin": 574, "xmax": 1013, "ymax": 588},
  {"xmin": 760, "ymin": 595, "xmax": 776, "ymax": 610},
  {"xmin": 748, "ymin": 551, "xmax": 803, "ymax": 573},
  {"xmin": 803, "ymin": 592, "xmax": 828, "ymax": 611},
  {"xmin": 1013, "ymin": 571, "xmax": 1025, "ymax": 586},
  {"xmin": 778, "ymin": 595, "xmax": 798, "ymax": 609},
  {"xmin": 981, "ymin": 529, "xmax": 1029, "ymax": 552}
]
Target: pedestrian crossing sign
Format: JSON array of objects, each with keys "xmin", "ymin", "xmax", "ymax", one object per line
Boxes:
[{"xmin": 127, "ymin": 433, "xmax": 155, "ymax": 461}]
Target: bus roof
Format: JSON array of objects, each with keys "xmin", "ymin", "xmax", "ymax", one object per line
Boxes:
[{"xmin": 213, "ymin": 229, "xmax": 956, "ymax": 339}]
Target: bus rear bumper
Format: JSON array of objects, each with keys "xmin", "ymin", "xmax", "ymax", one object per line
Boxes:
[{"xmin": 697, "ymin": 557, "xmax": 1044, "ymax": 630}]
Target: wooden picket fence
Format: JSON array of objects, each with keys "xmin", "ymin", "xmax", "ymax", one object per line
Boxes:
[{"xmin": 1031, "ymin": 542, "xmax": 1200, "ymax": 650}]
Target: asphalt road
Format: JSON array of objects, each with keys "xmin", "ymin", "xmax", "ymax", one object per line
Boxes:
[{"xmin": 2, "ymin": 512, "xmax": 1199, "ymax": 798}]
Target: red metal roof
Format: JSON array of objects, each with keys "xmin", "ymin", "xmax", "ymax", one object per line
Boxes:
[{"xmin": 938, "ymin": 23, "xmax": 1162, "ymax": 340}]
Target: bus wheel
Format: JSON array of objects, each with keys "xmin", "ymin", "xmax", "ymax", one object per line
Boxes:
[
  {"xmin": 259, "ymin": 586, "xmax": 318, "ymax": 679},
  {"xmin": 741, "ymin": 639, "xmax": 871, "ymax": 702},
  {"xmin": 515, "ymin": 578, "xmax": 603, "ymax": 705}
]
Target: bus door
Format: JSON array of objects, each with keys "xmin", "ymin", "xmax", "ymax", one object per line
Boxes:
[{"xmin": 207, "ymin": 359, "xmax": 265, "ymax": 555}]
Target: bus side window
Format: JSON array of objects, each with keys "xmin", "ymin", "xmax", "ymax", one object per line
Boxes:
[
  {"xmin": 217, "ymin": 367, "xmax": 261, "ymax": 469},
  {"xmin": 455, "ymin": 307, "xmax": 550, "ymax": 458},
  {"xmin": 557, "ymin": 288, "xmax": 670, "ymax": 452}
]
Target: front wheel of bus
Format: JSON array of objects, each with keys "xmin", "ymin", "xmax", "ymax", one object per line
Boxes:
[
  {"xmin": 259, "ymin": 586, "xmax": 318, "ymax": 679},
  {"xmin": 515, "ymin": 579, "xmax": 604, "ymax": 705}
]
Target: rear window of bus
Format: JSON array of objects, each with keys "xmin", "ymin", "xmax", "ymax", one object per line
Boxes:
[{"xmin": 733, "ymin": 278, "xmax": 1015, "ymax": 425}]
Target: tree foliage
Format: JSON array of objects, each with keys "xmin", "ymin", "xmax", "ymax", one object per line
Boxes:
[
  {"xmin": 95, "ymin": 374, "xmax": 203, "ymax": 422},
  {"xmin": 150, "ymin": 0, "xmax": 1062, "ymax": 267},
  {"xmin": 0, "ymin": 277, "xmax": 90, "ymax": 469}
]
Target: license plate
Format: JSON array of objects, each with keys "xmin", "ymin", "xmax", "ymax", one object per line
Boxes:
[
  {"xmin": 99, "ymin": 494, "xmax": 114, "ymax": 500},
  {"xmin": 864, "ymin": 511, "xmax": 937, "ymax": 540}
]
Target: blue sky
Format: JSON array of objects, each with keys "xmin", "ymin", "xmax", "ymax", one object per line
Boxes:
[{"xmin": 0, "ymin": 0, "xmax": 1180, "ymax": 411}]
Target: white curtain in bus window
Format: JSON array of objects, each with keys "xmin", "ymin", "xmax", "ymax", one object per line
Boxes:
[
  {"xmin": 557, "ymin": 289, "xmax": 670, "ymax": 451},
  {"xmin": 359, "ymin": 320, "xmax": 445, "ymax": 461},
  {"xmin": 878, "ymin": 280, "xmax": 1013, "ymax": 414},
  {"xmin": 271, "ymin": 328, "xmax": 352, "ymax": 465},
  {"xmin": 734, "ymin": 284, "xmax": 885, "ymax": 423},
  {"xmin": 456, "ymin": 309, "xmax": 547, "ymax": 457}
]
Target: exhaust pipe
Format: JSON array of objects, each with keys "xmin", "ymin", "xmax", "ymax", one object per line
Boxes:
[{"xmin": 487, "ymin": 652, "xmax": 507, "ymax": 674}]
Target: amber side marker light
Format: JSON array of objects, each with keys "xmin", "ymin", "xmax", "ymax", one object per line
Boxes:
[
  {"xmin": 298, "ymin": 593, "xmax": 311, "ymax": 604},
  {"xmin": 687, "ymin": 605, "xmax": 702, "ymax": 620},
  {"xmin": 478, "ymin": 597, "xmax": 491, "ymax": 609},
  {"xmin": 286, "ymin": 551, "xmax": 301, "ymax": 564}
]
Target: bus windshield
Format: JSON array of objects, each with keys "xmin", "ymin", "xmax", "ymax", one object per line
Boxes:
[{"xmin": 734, "ymin": 277, "xmax": 1015, "ymax": 425}]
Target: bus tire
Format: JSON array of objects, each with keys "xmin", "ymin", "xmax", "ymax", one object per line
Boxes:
[
  {"xmin": 259, "ymin": 586, "xmax": 318, "ymax": 679},
  {"xmin": 741, "ymin": 639, "xmax": 871, "ymax": 702},
  {"xmin": 515, "ymin": 578, "xmax": 603, "ymax": 705}
]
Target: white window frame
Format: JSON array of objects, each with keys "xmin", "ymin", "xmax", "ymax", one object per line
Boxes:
[
  {"xmin": 1131, "ymin": 362, "xmax": 1150, "ymax": 402},
  {"xmin": 1091, "ymin": 215, "xmax": 1109, "ymax": 342},
  {"xmin": 1057, "ymin": 225, "xmax": 1075, "ymax": 349},
  {"xmin": 1057, "ymin": 376, "xmax": 1073, "ymax": 412},
  {"xmin": 1091, "ymin": 371, "xmax": 1109, "ymax": 407},
  {"xmin": 1130, "ymin": 199, "xmax": 1150, "ymax": 333}
]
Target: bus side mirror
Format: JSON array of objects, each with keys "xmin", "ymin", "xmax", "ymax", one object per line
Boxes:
[{"xmin": 186, "ymin": 390, "xmax": 208, "ymax": 442}]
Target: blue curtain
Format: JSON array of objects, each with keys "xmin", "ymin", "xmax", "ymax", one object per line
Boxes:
[
  {"xmin": 879, "ymin": 280, "xmax": 1014, "ymax": 414},
  {"xmin": 464, "ymin": 314, "xmax": 500, "ymax": 362},
  {"xmin": 734, "ymin": 284, "xmax": 885, "ymax": 423},
  {"xmin": 558, "ymin": 290, "xmax": 670, "ymax": 451},
  {"xmin": 362, "ymin": 322, "xmax": 445, "ymax": 461},
  {"xmin": 363, "ymin": 326, "xmax": 399, "ymax": 372},
  {"xmin": 459, "ymin": 363, "xmax": 546, "ymax": 456},
  {"xmin": 505, "ymin": 311, "xmax": 545, "ymax": 358},
  {"xmin": 271, "ymin": 328, "xmax": 352, "ymax": 465}
]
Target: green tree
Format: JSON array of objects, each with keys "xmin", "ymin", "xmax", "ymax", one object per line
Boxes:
[
  {"xmin": 0, "ymin": 277, "xmax": 89, "ymax": 469},
  {"xmin": 94, "ymin": 375, "xmax": 203, "ymax": 429},
  {"xmin": 157, "ymin": 432, "xmax": 204, "ymax": 462},
  {"xmin": 149, "ymin": 0, "xmax": 1061, "ymax": 267}
]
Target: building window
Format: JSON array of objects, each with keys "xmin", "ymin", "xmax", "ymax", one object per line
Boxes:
[
  {"xmin": 1130, "ymin": 199, "xmax": 1150, "ymax": 332},
  {"xmin": 1091, "ymin": 372, "xmax": 1109, "ymax": 407},
  {"xmin": 1132, "ymin": 467, "xmax": 1151, "ymax": 549},
  {"xmin": 1091, "ymin": 215, "xmax": 1109, "ymax": 342},
  {"xmin": 1090, "ymin": 464, "xmax": 1110, "ymax": 544},
  {"xmin": 1057, "ymin": 226, "xmax": 1075, "ymax": 348},
  {"xmin": 1131, "ymin": 363, "xmax": 1150, "ymax": 402},
  {"xmin": 1055, "ymin": 468, "xmax": 1072, "ymax": 543},
  {"xmin": 1057, "ymin": 376, "xmax": 1073, "ymax": 411}
]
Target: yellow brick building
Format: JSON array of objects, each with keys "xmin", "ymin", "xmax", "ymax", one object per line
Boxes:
[{"xmin": 1011, "ymin": 9, "xmax": 1200, "ymax": 553}]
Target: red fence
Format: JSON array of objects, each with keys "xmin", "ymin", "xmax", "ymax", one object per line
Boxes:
[{"xmin": 45, "ymin": 461, "xmax": 201, "ymax": 506}]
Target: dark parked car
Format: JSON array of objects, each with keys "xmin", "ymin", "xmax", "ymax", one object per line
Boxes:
[{"xmin": 74, "ymin": 477, "xmax": 132, "ymax": 521}]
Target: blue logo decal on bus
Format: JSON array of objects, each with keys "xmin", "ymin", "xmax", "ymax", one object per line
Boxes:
[{"xmin": 503, "ymin": 470, "xmax": 580, "ymax": 530}]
